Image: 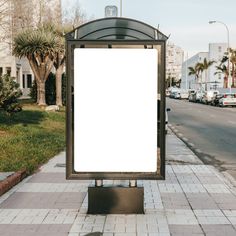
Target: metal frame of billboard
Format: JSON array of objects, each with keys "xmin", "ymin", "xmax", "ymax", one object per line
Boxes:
[{"xmin": 66, "ymin": 17, "xmax": 168, "ymax": 180}]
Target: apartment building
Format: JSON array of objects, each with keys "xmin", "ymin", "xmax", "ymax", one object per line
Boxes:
[
  {"xmin": 181, "ymin": 43, "xmax": 227, "ymax": 90},
  {"xmin": 166, "ymin": 42, "xmax": 184, "ymax": 85}
]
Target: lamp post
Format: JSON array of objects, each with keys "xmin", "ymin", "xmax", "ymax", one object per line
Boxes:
[
  {"xmin": 120, "ymin": 0, "xmax": 123, "ymax": 17},
  {"xmin": 209, "ymin": 20, "xmax": 231, "ymax": 93}
]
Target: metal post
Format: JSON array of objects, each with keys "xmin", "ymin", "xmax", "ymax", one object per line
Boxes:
[
  {"xmin": 209, "ymin": 21, "xmax": 231, "ymax": 93},
  {"xmin": 185, "ymin": 52, "xmax": 188, "ymax": 90},
  {"xmin": 120, "ymin": 0, "xmax": 122, "ymax": 17},
  {"xmin": 129, "ymin": 180, "xmax": 137, "ymax": 187},
  {"xmin": 95, "ymin": 179, "xmax": 103, "ymax": 187}
]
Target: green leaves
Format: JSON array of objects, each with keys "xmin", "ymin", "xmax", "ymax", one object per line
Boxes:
[{"xmin": 0, "ymin": 75, "xmax": 22, "ymax": 115}]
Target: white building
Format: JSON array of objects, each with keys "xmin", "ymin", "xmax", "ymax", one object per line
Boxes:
[
  {"xmin": 181, "ymin": 43, "xmax": 227, "ymax": 90},
  {"xmin": 0, "ymin": 0, "xmax": 62, "ymax": 97},
  {"xmin": 166, "ymin": 42, "xmax": 184, "ymax": 85},
  {"xmin": 181, "ymin": 52, "xmax": 208, "ymax": 90},
  {"xmin": 208, "ymin": 43, "xmax": 227, "ymax": 89}
]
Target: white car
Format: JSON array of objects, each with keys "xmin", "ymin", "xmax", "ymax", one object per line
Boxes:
[
  {"xmin": 202, "ymin": 90, "xmax": 219, "ymax": 104},
  {"xmin": 219, "ymin": 94, "xmax": 236, "ymax": 107},
  {"xmin": 195, "ymin": 90, "xmax": 205, "ymax": 102},
  {"xmin": 179, "ymin": 90, "xmax": 189, "ymax": 99}
]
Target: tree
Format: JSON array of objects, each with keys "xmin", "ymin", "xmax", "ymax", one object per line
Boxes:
[
  {"xmin": 51, "ymin": 26, "xmax": 65, "ymax": 106},
  {"xmin": 0, "ymin": 74, "xmax": 22, "ymax": 115},
  {"xmin": 13, "ymin": 26, "xmax": 60, "ymax": 105},
  {"xmin": 198, "ymin": 58, "xmax": 215, "ymax": 90},
  {"xmin": 188, "ymin": 65, "xmax": 200, "ymax": 89},
  {"xmin": 215, "ymin": 64, "xmax": 228, "ymax": 88}
]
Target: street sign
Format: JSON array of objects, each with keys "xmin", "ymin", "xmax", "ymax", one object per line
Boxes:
[{"xmin": 105, "ymin": 5, "xmax": 118, "ymax": 17}]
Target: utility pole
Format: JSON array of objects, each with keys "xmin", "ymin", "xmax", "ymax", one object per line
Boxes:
[
  {"xmin": 120, "ymin": 0, "xmax": 122, "ymax": 17},
  {"xmin": 185, "ymin": 52, "xmax": 188, "ymax": 90}
]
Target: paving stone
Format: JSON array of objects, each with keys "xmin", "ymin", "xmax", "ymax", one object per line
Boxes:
[
  {"xmin": 17, "ymin": 183, "xmax": 89, "ymax": 193},
  {"xmin": 210, "ymin": 193, "xmax": 236, "ymax": 210},
  {"xmin": 186, "ymin": 193, "xmax": 219, "ymax": 209},
  {"xmin": 169, "ymin": 224, "xmax": 204, "ymax": 235},
  {"xmin": 201, "ymin": 224, "xmax": 236, "ymax": 236},
  {"xmin": 166, "ymin": 209, "xmax": 198, "ymax": 225},
  {"xmin": 158, "ymin": 183, "xmax": 183, "ymax": 193},
  {"xmin": 0, "ymin": 192, "xmax": 86, "ymax": 209},
  {"xmin": 194, "ymin": 209, "xmax": 230, "ymax": 224},
  {"xmin": 181, "ymin": 184, "xmax": 206, "ymax": 193},
  {"xmin": 161, "ymin": 193, "xmax": 191, "ymax": 209},
  {"xmin": 28, "ymin": 173, "xmax": 91, "ymax": 184},
  {"xmin": 176, "ymin": 173, "xmax": 201, "ymax": 184},
  {"xmin": 0, "ymin": 224, "xmax": 72, "ymax": 236},
  {"xmin": 172, "ymin": 165, "xmax": 193, "ymax": 174},
  {"xmin": 196, "ymin": 175, "xmax": 224, "ymax": 184}
]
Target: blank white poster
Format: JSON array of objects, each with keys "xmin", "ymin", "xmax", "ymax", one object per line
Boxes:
[{"xmin": 74, "ymin": 48, "xmax": 157, "ymax": 172}]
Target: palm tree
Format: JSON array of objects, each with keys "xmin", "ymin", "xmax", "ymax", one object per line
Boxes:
[
  {"xmin": 229, "ymin": 48, "xmax": 236, "ymax": 87},
  {"xmin": 215, "ymin": 64, "xmax": 228, "ymax": 88},
  {"xmin": 199, "ymin": 58, "xmax": 215, "ymax": 90},
  {"xmin": 188, "ymin": 64, "xmax": 201, "ymax": 89},
  {"xmin": 13, "ymin": 27, "xmax": 60, "ymax": 105},
  {"xmin": 43, "ymin": 25, "xmax": 66, "ymax": 106}
]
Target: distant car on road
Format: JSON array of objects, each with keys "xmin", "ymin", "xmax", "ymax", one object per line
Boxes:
[
  {"xmin": 211, "ymin": 94, "xmax": 224, "ymax": 106},
  {"xmin": 219, "ymin": 94, "xmax": 236, "ymax": 107},
  {"xmin": 195, "ymin": 90, "xmax": 205, "ymax": 103},
  {"xmin": 202, "ymin": 90, "xmax": 219, "ymax": 105},
  {"xmin": 173, "ymin": 91, "xmax": 181, "ymax": 99},
  {"xmin": 179, "ymin": 90, "xmax": 189, "ymax": 99}
]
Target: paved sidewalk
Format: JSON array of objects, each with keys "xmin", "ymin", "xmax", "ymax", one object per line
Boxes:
[{"xmin": 1, "ymin": 131, "xmax": 236, "ymax": 235}]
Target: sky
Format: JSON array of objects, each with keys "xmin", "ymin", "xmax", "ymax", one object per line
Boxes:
[{"xmin": 62, "ymin": 0, "xmax": 236, "ymax": 58}]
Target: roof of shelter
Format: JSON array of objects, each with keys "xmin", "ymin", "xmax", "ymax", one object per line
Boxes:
[{"xmin": 66, "ymin": 17, "xmax": 168, "ymax": 41}]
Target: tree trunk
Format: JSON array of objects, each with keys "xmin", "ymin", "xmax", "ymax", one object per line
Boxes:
[
  {"xmin": 56, "ymin": 66, "xmax": 63, "ymax": 106},
  {"xmin": 232, "ymin": 63, "xmax": 235, "ymax": 88},
  {"xmin": 38, "ymin": 81, "xmax": 46, "ymax": 105},
  {"xmin": 36, "ymin": 80, "xmax": 40, "ymax": 104}
]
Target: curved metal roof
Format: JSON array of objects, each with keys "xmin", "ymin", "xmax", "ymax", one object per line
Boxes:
[{"xmin": 66, "ymin": 17, "xmax": 168, "ymax": 41}]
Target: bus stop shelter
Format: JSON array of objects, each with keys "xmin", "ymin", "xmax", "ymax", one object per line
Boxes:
[{"xmin": 66, "ymin": 17, "xmax": 168, "ymax": 214}]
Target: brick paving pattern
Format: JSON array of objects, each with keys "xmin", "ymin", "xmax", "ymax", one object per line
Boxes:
[{"xmin": 0, "ymin": 133, "xmax": 236, "ymax": 235}]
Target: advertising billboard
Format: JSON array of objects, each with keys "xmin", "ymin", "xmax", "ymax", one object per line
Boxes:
[{"xmin": 74, "ymin": 48, "xmax": 158, "ymax": 173}]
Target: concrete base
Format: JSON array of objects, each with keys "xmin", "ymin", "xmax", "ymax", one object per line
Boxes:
[{"xmin": 88, "ymin": 186, "xmax": 144, "ymax": 214}]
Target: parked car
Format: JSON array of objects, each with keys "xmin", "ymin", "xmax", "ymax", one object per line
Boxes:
[
  {"xmin": 169, "ymin": 87, "xmax": 180, "ymax": 98},
  {"xmin": 211, "ymin": 94, "xmax": 224, "ymax": 106},
  {"xmin": 219, "ymin": 94, "xmax": 236, "ymax": 107},
  {"xmin": 174, "ymin": 91, "xmax": 181, "ymax": 99},
  {"xmin": 188, "ymin": 92, "xmax": 196, "ymax": 102},
  {"xmin": 202, "ymin": 90, "xmax": 219, "ymax": 105},
  {"xmin": 195, "ymin": 90, "xmax": 205, "ymax": 103},
  {"xmin": 179, "ymin": 90, "xmax": 189, "ymax": 99}
]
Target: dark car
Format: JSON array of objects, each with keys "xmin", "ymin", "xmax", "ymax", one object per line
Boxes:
[{"xmin": 211, "ymin": 94, "xmax": 223, "ymax": 106}]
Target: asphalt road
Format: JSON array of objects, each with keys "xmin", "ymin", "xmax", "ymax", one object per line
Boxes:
[{"xmin": 167, "ymin": 97, "xmax": 236, "ymax": 177}]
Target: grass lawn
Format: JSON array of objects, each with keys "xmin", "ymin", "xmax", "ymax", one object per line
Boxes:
[{"xmin": 0, "ymin": 104, "xmax": 65, "ymax": 174}]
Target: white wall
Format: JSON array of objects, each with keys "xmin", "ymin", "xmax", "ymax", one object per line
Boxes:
[{"xmin": 208, "ymin": 43, "xmax": 227, "ymax": 89}]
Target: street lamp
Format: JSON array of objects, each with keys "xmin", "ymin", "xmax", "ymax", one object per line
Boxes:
[{"xmin": 209, "ymin": 20, "xmax": 231, "ymax": 93}]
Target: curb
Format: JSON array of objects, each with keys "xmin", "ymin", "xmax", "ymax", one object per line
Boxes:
[{"xmin": 0, "ymin": 170, "xmax": 27, "ymax": 196}]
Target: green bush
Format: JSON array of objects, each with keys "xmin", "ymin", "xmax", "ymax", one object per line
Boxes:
[
  {"xmin": 30, "ymin": 72, "xmax": 66, "ymax": 105},
  {"xmin": 0, "ymin": 74, "xmax": 22, "ymax": 115}
]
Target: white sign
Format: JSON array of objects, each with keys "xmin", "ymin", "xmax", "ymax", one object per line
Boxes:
[
  {"xmin": 105, "ymin": 5, "xmax": 118, "ymax": 17},
  {"xmin": 74, "ymin": 49, "xmax": 158, "ymax": 172}
]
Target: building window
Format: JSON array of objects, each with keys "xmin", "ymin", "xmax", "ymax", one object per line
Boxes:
[
  {"xmin": 23, "ymin": 74, "xmax": 25, "ymax": 88},
  {"xmin": 6, "ymin": 67, "xmax": 11, "ymax": 76},
  {"xmin": 0, "ymin": 67, "xmax": 2, "ymax": 77},
  {"xmin": 27, "ymin": 74, "xmax": 32, "ymax": 88}
]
